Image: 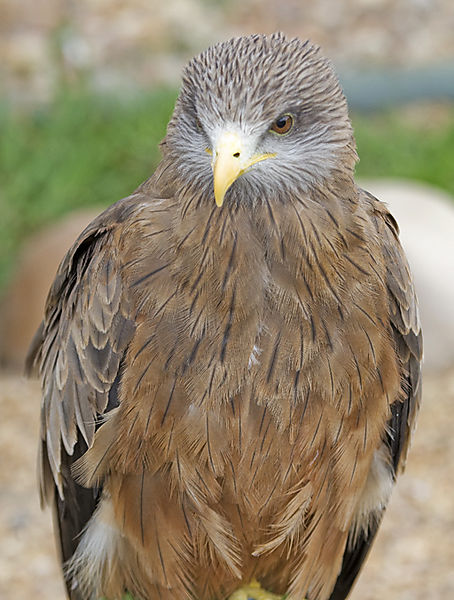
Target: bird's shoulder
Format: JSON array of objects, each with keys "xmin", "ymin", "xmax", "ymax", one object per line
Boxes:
[{"xmin": 27, "ymin": 191, "xmax": 167, "ymax": 366}]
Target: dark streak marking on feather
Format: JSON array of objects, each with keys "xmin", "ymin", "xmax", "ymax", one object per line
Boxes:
[
  {"xmin": 132, "ymin": 263, "xmax": 169, "ymax": 287},
  {"xmin": 368, "ymin": 259, "xmax": 383, "ymax": 281},
  {"xmin": 312, "ymin": 464, "xmax": 330, "ymax": 504},
  {"xmin": 337, "ymin": 230, "xmax": 349, "ymax": 250},
  {"xmin": 222, "ymin": 234, "xmax": 237, "ymax": 292},
  {"xmin": 344, "ymin": 253, "xmax": 370, "ymax": 276},
  {"xmin": 164, "ymin": 340, "xmax": 179, "ymax": 371},
  {"xmin": 356, "ymin": 407, "xmax": 362, "ymax": 427},
  {"xmin": 322, "ymin": 233, "xmax": 340, "ymax": 257},
  {"xmin": 175, "ymin": 225, "xmax": 198, "ymax": 251},
  {"xmin": 188, "ymin": 290, "xmax": 200, "ymax": 316},
  {"xmin": 249, "ymin": 447, "xmax": 257, "ymax": 469},
  {"xmin": 181, "ymin": 193, "xmax": 197, "ymax": 219},
  {"xmin": 133, "ymin": 336, "xmax": 155, "ymax": 362},
  {"xmin": 333, "ymin": 414, "xmax": 344, "ymax": 445},
  {"xmin": 257, "ymin": 479, "xmax": 279, "ymax": 517},
  {"xmin": 310, "ymin": 410, "xmax": 324, "ymax": 447},
  {"xmin": 259, "ymin": 418, "xmax": 271, "ymax": 454},
  {"xmin": 376, "ymin": 366, "xmax": 387, "ymax": 399},
  {"xmin": 295, "ymin": 279, "xmax": 313, "ymax": 311},
  {"xmin": 189, "ymin": 307, "xmax": 205, "ymax": 338},
  {"xmin": 346, "ymin": 227, "xmax": 366, "ymax": 243},
  {"xmin": 190, "ymin": 268, "xmax": 205, "ymax": 294},
  {"xmin": 181, "ymin": 497, "xmax": 192, "ymax": 536},
  {"xmin": 227, "ymin": 456, "xmax": 237, "ymax": 495},
  {"xmin": 134, "ymin": 360, "xmax": 154, "ymax": 394},
  {"xmin": 294, "ymin": 195, "xmax": 310, "ymax": 211},
  {"xmin": 351, "ymin": 350, "xmax": 363, "ymax": 392},
  {"xmin": 84, "ymin": 438, "xmax": 115, "ymax": 484},
  {"xmin": 327, "ymin": 357, "xmax": 335, "ymax": 400},
  {"xmin": 250, "ymin": 461, "xmax": 261, "ymax": 487},
  {"xmin": 280, "ymin": 236, "xmax": 286, "ymax": 261},
  {"xmin": 311, "ymin": 245, "xmax": 343, "ymax": 305},
  {"xmin": 290, "ymin": 202, "xmax": 308, "ymax": 244},
  {"xmin": 266, "ymin": 335, "xmax": 281, "ymax": 383},
  {"xmin": 363, "ymin": 328, "xmax": 377, "ymax": 364},
  {"xmin": 175, "ymin": 450, "xmax": 182, "ymax": 483},
  {"xmin": 206, "ymin": 368, "xmax": 216, "ymax": 398},
  {"xmin": 258, "ymin": 406, "xmax": 267, "ymax": 436},
  {"xmin": 196, "ymin": 389, "xmax": 207, "ymax": 409},
  {"xmin": 220, "ymin": 287, "xmax": 236, "ymax": 363},
  {"xmin": 310, "ymin": 220, "xmax": 322, "ymax": 248},
  {"xmin": 238, "ymin": 405, "xmax": 242, "ymax": 455},
  {"xmin": 229, "ymin": 397, "xmax": 235, "ymax": 417},
  {"xmin": 201, "ymin": 206, "xmax": 218, "ymax": 245},
  {"xmin": 144, "ymin": 404, "xmax": 154, "ymax": 435},
  {"xmin": 161, "ymin": 379, "xmax": 177, "ymax": 426},
  {"xmin": 188, "ymin": 338, "xmax": 202, "ymax": 365},
  {"xmin": 206, "ymin": 414, "xmax": 216, "ymax": 473},
  {"xmin": 324, "ymin": 207, "xmax": 339, "ymax": 229},
  {"xmin": 349, "ymin": 450, "xmax": 359, "ymax": 484},
  {"xmin": 322, "ymin": 321, "xmax": 334, "ymax": 352},
  {"xmin": 195, "ymin": 468, "xmax": 211, "ymax": 496},
  {"xmin": 283, "ymin": 445, "xmax": 295, "ymax": 482},
  {"xmin": 299, "ymin": 393, "xmax": 310, "ymax": 426},
  {"xmin": 310, "ymin": 315, "xmax": 316, "ymax": 342},
  {"xmin": 363, "ymin": 418, "xmax": 368, "ymax": 451},
  {"xmin": 216, "ymin": 370, "xmax": 228, "ymax": 390},
  {"xmin": 236, "ymin": 503, "xmax": 245, "ymax": 533},
  {"xmin": 353, "ymin": 301, "xmax": 377, "ymax": 326},
  {"xmin": 143, "ymin": 228, "xmax": 172, "ymax": 238},
  {"xmin": 155, "ymin": 291, "xmax": 178, "ymax": 318},
  {"xmin": 199, "ymin": 243, "xmax": 211, "ymax": 271},
  {"xmin": 140, "ymin": 468, "xmax": 146, "ymax": 544},
  {"xmin": 156, "ymin": 534, "xmax": 169, "ymax": 585}
]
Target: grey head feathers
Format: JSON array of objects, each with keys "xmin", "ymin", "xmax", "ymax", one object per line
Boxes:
[{"xmin": 163, "ymin": 33, "xmax": 358, "ymax": 205}]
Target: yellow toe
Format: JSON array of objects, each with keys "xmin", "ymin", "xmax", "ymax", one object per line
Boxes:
[{"xmin": 228, "ymin": 579, "xmax": 284, "ymax": 600}]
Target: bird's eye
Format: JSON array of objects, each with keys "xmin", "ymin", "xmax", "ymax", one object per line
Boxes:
[
  {"xmin": 270, "ymin": 114, "xmax": 293, "ymax": 135},
  {"xmin": 195, "ymin": 117, "xmax": 202, "ymax": 131}
]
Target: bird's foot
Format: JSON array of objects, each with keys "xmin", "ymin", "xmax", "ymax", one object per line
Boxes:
[{"xmin": 228, "ymin": 579, "xmax": 284, "ymax": 600}]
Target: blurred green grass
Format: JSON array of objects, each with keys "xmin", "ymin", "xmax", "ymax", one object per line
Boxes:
[{"xmin": 1, "ymin": 89, "xmax": 454, "ymax": 290}]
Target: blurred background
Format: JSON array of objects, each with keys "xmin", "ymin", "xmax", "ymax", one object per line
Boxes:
[{"xmin": 0, "ymin": 1, "xmax": 453, "ymax": 598}]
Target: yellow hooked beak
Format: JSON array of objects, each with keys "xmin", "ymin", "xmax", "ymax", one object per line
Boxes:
[{"xmin": 212, "ymin": 131, "xmax": 276, "ymax": 207}]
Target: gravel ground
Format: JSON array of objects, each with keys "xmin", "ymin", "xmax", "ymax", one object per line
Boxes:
[{"xmin": 0, "ymin": 368, "xmax": 453, "ymax": 600}]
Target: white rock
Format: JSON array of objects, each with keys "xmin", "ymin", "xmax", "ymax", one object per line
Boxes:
[{"xmin": 360, "ymin": 179, "xmax": 454, "ymax": 372}]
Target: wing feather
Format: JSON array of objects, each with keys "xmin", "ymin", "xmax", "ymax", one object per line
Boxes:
[
  {"xmin": 27, "ymin": 199, "xmax": 138, "ymax": 504},
  {"xmin": 26, "ymin": 198, "xmax": 140, "ymax": 599},
  {"xmin": 329, "ymin": 189, "xmax": 422, "ymax": 600}
]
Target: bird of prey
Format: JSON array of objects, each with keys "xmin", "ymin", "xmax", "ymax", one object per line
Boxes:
[{"xmin": 27, "ymin": 33, "xmax": 422, "ymax": 600}]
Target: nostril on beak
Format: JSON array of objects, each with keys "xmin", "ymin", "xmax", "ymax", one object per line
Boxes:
[{"xmin": 233, "ymin": 152, "xmax": 240, "ymax": 158}]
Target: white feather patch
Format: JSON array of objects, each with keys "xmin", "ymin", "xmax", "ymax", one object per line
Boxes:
[
  {"xmin": 248, "ymin": 344, "xmax": 262, "ymax": 368},
  {"xmin": 349, "ymin": 444, "xmax": 394, "ymax": 545},
  {"xmin": 65, "ymin": 494, "xmax": 121, "ymax": 599}
]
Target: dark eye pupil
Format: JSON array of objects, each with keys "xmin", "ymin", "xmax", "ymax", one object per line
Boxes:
[{"xmin": 271, "ymin": 114, "xmax": 293, "ymax": 134}]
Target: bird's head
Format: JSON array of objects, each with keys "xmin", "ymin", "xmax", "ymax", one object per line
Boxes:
[{"xmin": 165, "ymin": 33, "xmax": 357, "ymax": 207}]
